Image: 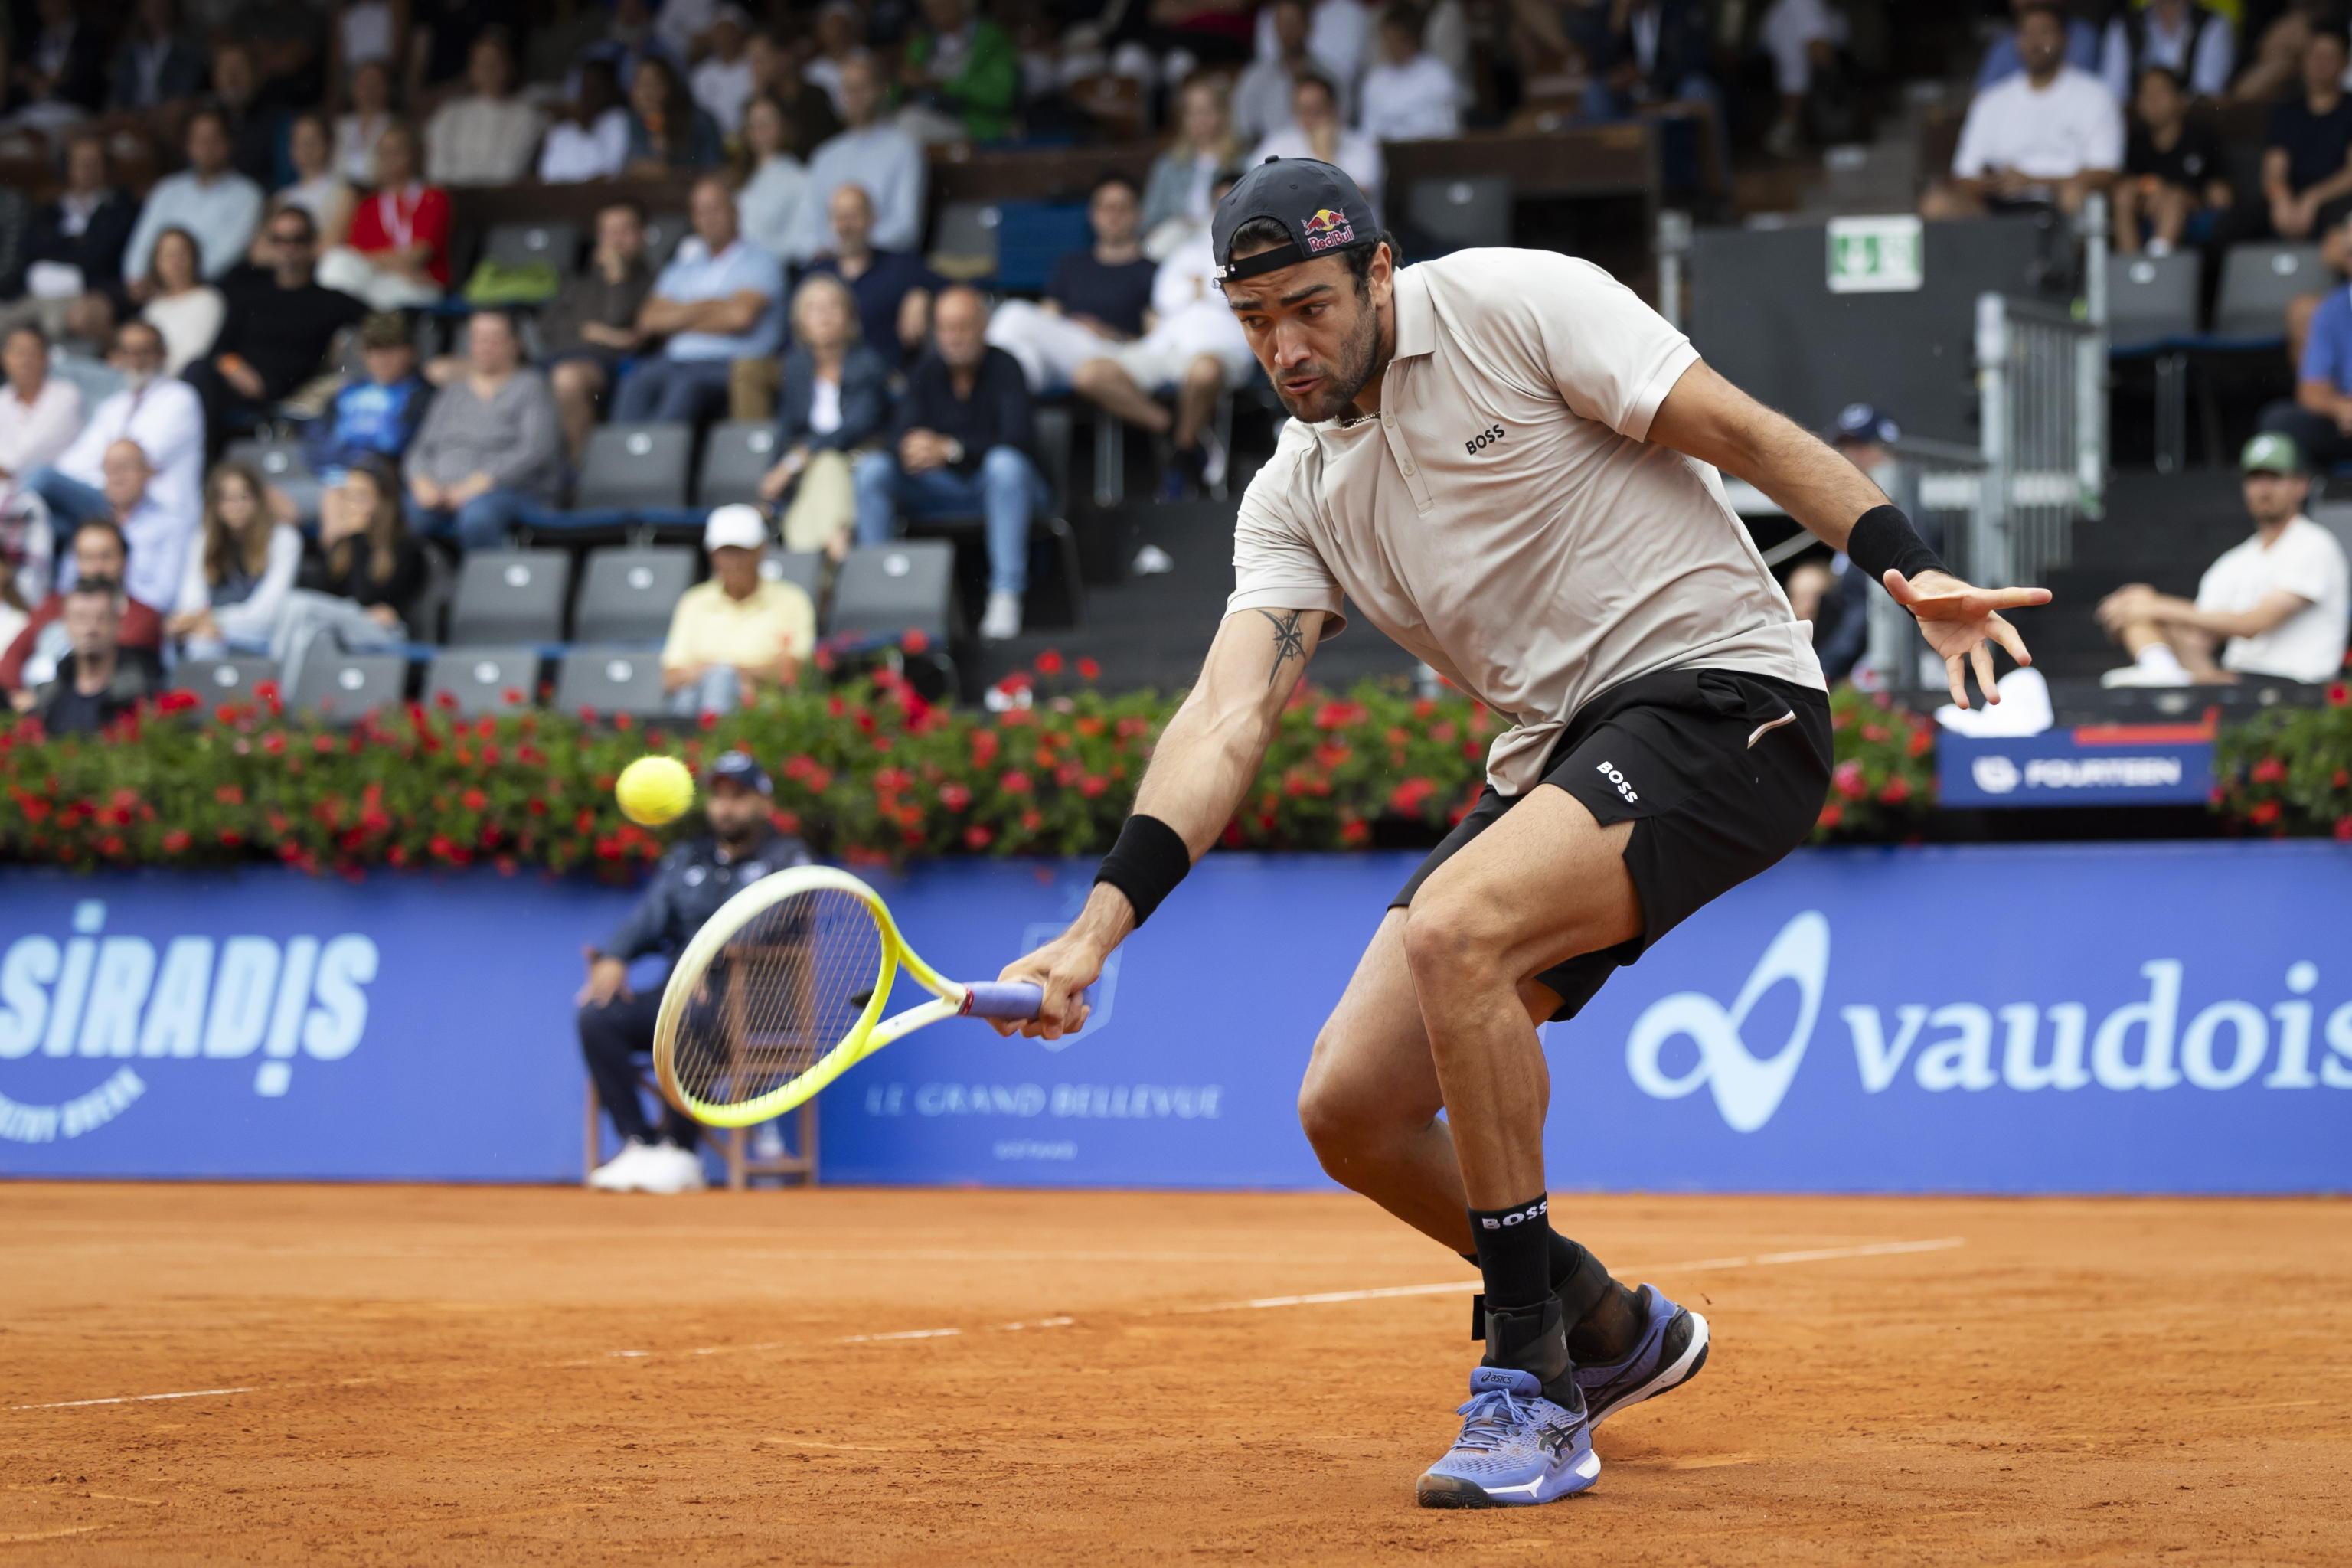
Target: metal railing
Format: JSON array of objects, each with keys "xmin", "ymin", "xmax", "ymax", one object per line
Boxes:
[{"xmin": 1974, "ymin": 286, "xmax": 2106, "ymax": 587}]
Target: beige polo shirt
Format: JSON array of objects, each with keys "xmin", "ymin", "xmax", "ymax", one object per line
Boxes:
[
  {"xmin": 1227, "ymin": 247, "xmax": 1824, "ymax": 794},
  {"xmin": 661, "ymin": 578, "xmax": 817, "ymax": 674}
]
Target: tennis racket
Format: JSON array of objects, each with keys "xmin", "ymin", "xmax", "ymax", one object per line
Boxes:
[{"xmin": 652, "ymin": 865, "xmax": 1048, "ymax": 1128}]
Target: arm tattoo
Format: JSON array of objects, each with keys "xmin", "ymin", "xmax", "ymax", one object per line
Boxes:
[{"xmin": 1253, "ymin": 609, "xmax": 1308, "ymax": 688}]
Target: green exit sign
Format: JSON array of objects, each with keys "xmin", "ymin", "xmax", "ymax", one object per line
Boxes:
[{"xmin": 1826, "ymin": 216, "xmax": 1924, "ymax": 295}]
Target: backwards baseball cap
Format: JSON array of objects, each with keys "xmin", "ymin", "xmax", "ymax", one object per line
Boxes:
[
  {"xmin": 708, "ymin": 750, "xmax": 772, "ymax": 795},
  {"xmin": 1830, "ymin": 402, "xmax": 1900, "ymax": 446},
  {"xmin": 1212, "ymin": 157, "xmax": 1380, "ymax": 284},
  {"xmin": 704, "ymin": 502, "xmax": 769, "ymax": 554},
  {"xmin": 2241, "ymin": 431, "xmax": 2305, "ymax": 475}
]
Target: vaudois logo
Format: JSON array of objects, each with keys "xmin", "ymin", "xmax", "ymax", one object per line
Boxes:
[
  {"xmin": 0, "ymin": 900, "xmax": 378, "ymax": 1143},
  {"xmin": 1627, "ymin": 912, "xmax": 2352, "ymax": 1131}
]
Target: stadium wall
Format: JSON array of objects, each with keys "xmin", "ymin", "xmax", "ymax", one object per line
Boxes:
[{"xmin": 2, "ymin": 844, "xmax": 2347, "ymax": 1194}]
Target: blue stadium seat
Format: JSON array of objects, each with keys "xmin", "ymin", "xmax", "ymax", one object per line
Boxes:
[{"xmin": 990, "ymin": 202, "xmax": 1091, "ymax": 292}]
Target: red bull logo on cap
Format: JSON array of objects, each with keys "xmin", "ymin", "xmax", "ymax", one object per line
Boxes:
[{"xmin": 1300, "ymin": 207, "xmax": 1355, "ymax": 252}]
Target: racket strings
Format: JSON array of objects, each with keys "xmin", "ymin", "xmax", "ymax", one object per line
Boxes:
[{"xmin": 668, "ymin": 888, "xmax": 886, "ymax": 1110}]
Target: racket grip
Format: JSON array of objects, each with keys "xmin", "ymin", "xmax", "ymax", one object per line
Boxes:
[{"xmin": 961, "ymin": 982, "xmax": 1046, "ymax": 1021}]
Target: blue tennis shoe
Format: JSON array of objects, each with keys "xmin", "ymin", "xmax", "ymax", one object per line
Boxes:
[
  {"xmin": 1574, "ymin": 1283, "xmax": 1710, "ymax": 1426},
  {"xmin": 1416, "ymin": 1367, "xmax": 1600, "ymax": 1508}
]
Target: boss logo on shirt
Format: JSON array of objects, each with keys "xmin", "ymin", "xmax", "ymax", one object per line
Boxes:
[{"xmin": 1465, "ymin": 423, "xmax": 1507, "ymax": 455}]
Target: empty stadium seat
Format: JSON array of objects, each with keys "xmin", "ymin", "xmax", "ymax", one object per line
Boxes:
[
  {"xmin": 554, "ymin": 645, "xmax": 670, "ymax": 717},
  {"xmin": 1404, "ymin": 176, "xmax": 1513, "ymax": 254},
  {"xmin": 223, "ymin": 436, "xmax": 327, "ymax": 522},
  {"xmin": 830, "ymin": 541, "xmax": 956, "ymax": 642},
  {"xmin": 291, "ymin": 652, "xmax": 405, "ymax": 720},
  {"xmin": 479, "ymin": 219, "xmax": 581, "ymax": 272},
  {"xmin": 642, "ymin": 213, "xmax": 690, "ymax": 267},
  {"xmin": 448, "ymin": 549, "xmax": 573, "ymax": 645},
  {"xmin": 2106, "ymin": 253, "xmax": 2200, "ymax": 353},
  {"xmin": 697, "ymin": 421, "xmax": 782, "ymax": 507},
  {"xmin": 991, "ymin": 201, "xmax": 1090, "ymax": 293},
  {"xmin": 575, "ymin": 545, "xmax": 696, "ymax": 643},
  {"xmin": 570, "ymin": 422, "xmax": 696, "ymax": 521},
  {"xmin": 170, "ymin": 655, "xmax": 278, "ymax": 698},
  {"xmin": 2208, "ymin": 243, "xmax": 2326, "ymax": 343},
  {"xmin": 424, "ymin": 646, "xmax": 540, "ymax": 715},
  {"xmin": 928, "ymin": 201, "xmax": 1000, "ymax": 281},
  {"xmin": 760, "ymin": 550, "xmax": 825, "ymax": 608}
]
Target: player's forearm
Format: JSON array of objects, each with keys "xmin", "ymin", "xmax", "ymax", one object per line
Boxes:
[
  {"xmin": 1129, "ymin": 685, "xmax": 1279, "ymax": 858},
  {"xmin": 1649, "ymin": 362, "xmax": 1890, "ymax": 549}
]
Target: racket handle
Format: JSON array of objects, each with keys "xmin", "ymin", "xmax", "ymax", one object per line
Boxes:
[{"xmin": 960, "ymin": 981, "xmax": 1046, "ymax": 1021}]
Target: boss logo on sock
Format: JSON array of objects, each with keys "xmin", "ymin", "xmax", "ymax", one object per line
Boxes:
[{"xmin": 1479, "ymin": 1197, "xmax": 1550, "ymax": 1230}]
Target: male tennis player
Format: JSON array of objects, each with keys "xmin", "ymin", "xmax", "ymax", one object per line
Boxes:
[{"xmin": 992, "ymin": 159, "xmax": 2049, "ymax": 1508}]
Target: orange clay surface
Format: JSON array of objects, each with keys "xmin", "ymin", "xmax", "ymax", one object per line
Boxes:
[{"xmin": 5, "ymin": 1184, "xmax": 2350, "ymax": 1565}]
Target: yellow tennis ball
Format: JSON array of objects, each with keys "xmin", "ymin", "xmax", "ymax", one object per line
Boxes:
[{"xmin": 616, "ymin": 756, "xmax": 695, "ymax": 826}]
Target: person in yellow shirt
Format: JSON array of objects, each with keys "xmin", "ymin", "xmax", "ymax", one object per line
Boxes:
[{"xmin": 662, "ymin": 503, "xmax": 815, "ymax": 714}]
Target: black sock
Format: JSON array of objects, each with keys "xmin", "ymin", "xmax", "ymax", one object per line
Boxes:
[{"xmin": 1467, "ymin": 1195, "xmax": 1554, "ymax": 1313}]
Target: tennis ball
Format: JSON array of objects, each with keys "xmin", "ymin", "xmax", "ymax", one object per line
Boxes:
[{"xmin": 616, "ymin": 756, "xmax": 695, "ymax": 826}]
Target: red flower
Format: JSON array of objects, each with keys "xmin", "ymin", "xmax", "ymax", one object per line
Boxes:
[
  {"xmin": 154, "ymin": 688, "xmax": 200, "ymax": 715},
  {"xmin": 2335, "ymin": 816, "xmax": 2352, "ymax": 841},
  {"xmin": 903, "ymin": 628, "xmax": 930, "ymax": 655},
  {"xmin": 312, "ymin": 733, "xmax": 336, "ymax": 754},
  {"xmin": 2334, "ymin": 770, "xmax": 2350, "ymax": 789},
  {"xmin": 253, "ymin": 679, "xmax": 281, "ymax": 703},
  {"xmin": 218, "ymin": 828, "xmax": 244, "ymax": 848},
  {"xmin": 1908, "ymin": 726, "xmax": 1933, "ymax": 758},
  {"xmin": 965, "ymin": 824, "xmax": 995, "ymax": 850},
  {"xmin": 1034, "ymin": 648, "xmax": 1065, "ymax": 676},
  {"xmin": 433, "ymin": 690, "xmax": 457, "ymax": 710},
  {"xmin": 939, "ymin": 782, "xmax": 972, "ymax": 812},
  {"xmin": 1340, "ymin": 818, "xmax": 1372, "ymax": 846},
  {"xmin": 387, "ymin": 844, "xmax": 408, "ymax": 867},
  {"xmin": 501, "ymin": 687, "xmax": 524, "ymax": 706},
  {"xmin": 1313, "ymin": 699, "xmax": 1367, "ymax": 730},
  {"xmin": 772, "ymin": 809, "xmax": 800, "ymax": 835},
  {"xmin": 1412, "ymin": 697, "xmax": 1438, "ymax": 720},
  {"xmin": 1817, "ymin": 802, "xmax": 1844, "ymax": 830},
  {"xmin": 1076, "ymin": 656, "xmax": 1100, "ymax": 681},
  {"xmin": 1019, "ymin": 808, "xmax": 1043, "ymax": 832},
  {"xmin": 970, "ymin": 730, "xmax": 1001, "ymax": 767},
  {"xmin": 2329, "ymin": 681, "xmax": 2349, "ymax": 707},
  {"xmin": 1877, "ymin": 774, "xmax": 1912, "ymax": 805},
  {"xmin": 699, "ymin": 711, "xmax": 718, "ymax": 730},
  {"xmin": 2249, "ymin": 800, "xmax": 2282, "ymax": 825},
  {"xmin": 827, "ymin": 695, "xmax": 848, "ymax": 718},
  {"xmin": 262, "ymin": 732, "xmax": 286, "ymax": 756},
  {"xmin": 216, "ymin": 784, "xmax": 244, "ymax": 805},
  {"xmin": 1832, "ymin": 760, "xmax": 1867, "ymax": 800},
  {"xmin": 2251, "ymin": 756, "xmax": 2288, "ymax": 786},
  {"xmin": 1388, "ymin": 776, "xmax": 1437, "ymax": 815},
  {"xmin": 1000, "ymin": 769, "xmax": 1032, "ymax": 795},
  {"xmin": 162, "ymin": 828, "xmax": 191, "ymax": 854},
  {"xmin": 461, "ymin": 788, "xmax": 488, "ymax": 812},
  {"xmin": 1078, "ymin": 774, "xmax": 1109, "ymax": 798},
  {"xmin": 612, "ymin": 713, "xmax": 635, "ymax": 732}
]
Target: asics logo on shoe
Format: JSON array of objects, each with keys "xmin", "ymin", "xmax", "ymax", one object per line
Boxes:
[
  {"xmin": 1537, "ymin": 1423, "xmax": 1577, "ymax": 1459},
  {"xmin": 1595, "ymin": 760, "xmax": 1638, "ymax": 804},
  {"xmin": 1478, "ymin": 1197, "xmax": 1549, "ymax": 1230}
]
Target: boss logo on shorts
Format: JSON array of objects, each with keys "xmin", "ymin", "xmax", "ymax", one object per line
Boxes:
[
  {"xmin": 1478, "ymin": 1197, "xmax": 1550, "ymax": 1230},
  {"xmin": 1596, "ymin": 760, "xmax": 1639, "ymax": 805},
  {"xmin": 1464, "ymin": 423, "xmax": 1507, "ymax": 455}
]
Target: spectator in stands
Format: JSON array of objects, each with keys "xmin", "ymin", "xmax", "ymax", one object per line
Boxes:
[
  {"xmin": 274, "ymin": 111, "xmax": 355, "ymax": 250},
  {"xmin": 800, "ymin": 183, "xmax": 937, "ymax": 369},
  {"xmin": 1756, "ymin": 0, "xmax": 1855, "ymax": 158},
  {"xmin": 757, "ymin": 274, "xmax": 890, "ymax": 557},
  {"xmin": 1579, "ymin": 0, "xmax": 1715, "ymax": 114},
  {"xmin": 2233, "ymin": 0, "xmax": 2341, "ymax": 106},
  {"xmin": 0, "ymin": 542, "xmax": 27, "ymax": 655},
  {"xmin": 1920, "ymin": 2, "xmax": 2121, "ymax": 221},
  {"xmin": 318, "ymin": 121, "xmax": 451, "ymax": 309},
  {"xmin": 402, "ymin": 309, "xmax": 560, "ymax": 549},
  {"xmin": 897, "ymin": 0, "xmax": 1022, "ymax": 145},
  {"xmin": 1976, "ymin": 0, "xmax": 2101, "ymax": 89},
  {"xmin": 1144, "ymin": 77, "xmax": 1243, "ymax": 247},
  {"xmin": 140, "ymin": 228, "xmax": 225, "ymax": 376},
  {"xmin": 185, "ymin": 206, "xmax": 367, "ymax": 451},
  {"xmin": 803, "ymin": 1, "xmax": 866, "ymax": 117},
  {"xmin": 616, "ymin": 175, "xmax": 784, "ymax": 427},
  {"xmin": 308, "ymin": 311, "xmax": 429, "ymax": 475},
  {"xmin": 580, "ymin": 750, "xmax": 811, "ymax": 1195},
  {"xmin": 1235, "ymin": 0, "xmax": 1346, "ymax": 144},
  {"xmin": 2099, "ymin": 433, "xmax": 2351, "ymax": 686},
  {"xmin": 335, "ymin": 0, "xmax": 401, "ymax": 77},
  {"xmin": 426, "ymin": 32, "xmax": 546, "ymax": 188},
  {"xmin": 14, "ymin": 0, "xmax": 107, "ymax": 123},
  {"xmin": 110, "ymin": 0, "xmax": 206, "ymax": 113},
  {"xmin": 2, "ymin": 518, "xmax": 162, "ymax": 707},
  {"xmin": 1249, "ymin": 72, "xmax": 1383, "ymax": 212},
  {"xmin": 31, "ymin": 580, "xmax": 159, "ymax": 737},
  {"xmin": 544, "ymin": 203, "xmax": 656, "ymax": 462},
  {"xmin": 122, "ymin": 107, "xmax": 266, "ymax": 285},
  {"xmin": 208, "ymin": 42, "xmax": 287, "ymax": 191},
  {"xmin": 11, "ymin": 132, "xmax": 136, "ymax": 347},
  {"xmin": 335, "ymin": 60, "xmax": 397, "ymax": 186},
  {"xmin": 539, "ymin": 58, "xmax": 632, "ymax": 185},
  {"xmin": 691, "ymin": 5, "xmax": 758, "ymax": 136},
  {"xmin": 86, "ymin": 439, "xmax": 196, "ymax": 613},
  {"xmin": 737, "ymin": 96, "xmax": 811, "ymax": 263},
  {"xmin": 273, "ymin": 455, "xmax": 425, "ymax": 697},
  {"xmin": 407, "ymin": 0, "xmax": 519, "ymax": 96},
  {"xmin": 661, "ymin": 503, "xmax": 815, "ymax": 715},
  {"xmin": 2102, "ymin": 0, "xmax": 2234, "ymax": 106},
  {"xmin": 747, "ymin": 28, "xmax": 842, "ymax": 157},
  {"xmin": 1070, "ymin": 166, "xmax": 1253, "ymax": 507},
  {"xmin": 622, "ymin": 55, "xmax": 725, "ymax": 175},
  {"xmin": 1250, "ymin": 0, "xmax": 1373, "ymax": 104},
  {"xmin": 2115, "ymin": 65, "xmax": 2233, "ymax": 256},
  {"xmin": 2262, "ymin": 24, "xmax": 2352, "ymax": 240},
  {"xmin": 986, "ymin": 172, "xmax": 1157, "ymax": 394},
  {"xmin": 1784, "ymin": 403, "xmax": 1913, "ymax": 684},
  {"xmin": 1358, "ymin": 2, "xmax": 1459, "ymax": 142},
  {"xmin": 788, "ymin": 54, "xmax": 926, "ymax": 263},
  {"xmin": 167, "ymin": 459, "xmax": 301, "ymax": 657},
  {"xmin": 0, "ymin": 325, "xmax": 85, "ymax": 512},
  {"xmin": 856, "ymin": 285, "xmax": 1047, "ymax": 642},
  {"xmin": 234, "ymin": 0, "xmax": 328, "ymax": 113},
  {"xmin": 29, "ymin": 322, "xmax": 204, "ymax": 531}
]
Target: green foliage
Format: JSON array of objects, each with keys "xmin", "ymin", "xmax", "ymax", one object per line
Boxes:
[{"xmin": 2213, "ymin": 680, "xmax": 2352, "ymax": 840}]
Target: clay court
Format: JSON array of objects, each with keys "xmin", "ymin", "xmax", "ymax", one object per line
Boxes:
[{"xmin": 6, "ymin": 1184, "xmax": 2348, "ymax": 1565}]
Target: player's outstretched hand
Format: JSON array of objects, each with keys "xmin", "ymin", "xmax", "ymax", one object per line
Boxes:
[
  {"xmin": 1883, "ymin": 568, "xmax": 2053, "ymax": 711},
  {"xmin": 987, "ymin": 930, "xmax": 1103, "ymax": 1042}
]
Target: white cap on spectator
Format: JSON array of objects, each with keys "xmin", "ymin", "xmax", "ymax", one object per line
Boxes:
[{"xmin": 704, "ymin": 504, "xmax": 769, "ymax": 554}]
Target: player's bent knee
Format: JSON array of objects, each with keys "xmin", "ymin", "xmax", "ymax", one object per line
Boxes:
[{"xmin": 1398, "ymin": 896, "xmax": 1511, "ymax": 994}]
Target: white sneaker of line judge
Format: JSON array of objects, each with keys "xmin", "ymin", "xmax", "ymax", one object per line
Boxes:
[
  {"xmin": 978, "ymin": 590, "xmax": 1023, "ymax": 641},
  {"xmin": 586, "ymin": 1139, "xmax": 707, "ymax": 1194}
]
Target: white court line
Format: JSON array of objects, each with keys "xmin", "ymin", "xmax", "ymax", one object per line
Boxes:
[
  {"xmin": 1174, "ymin": 1236, "xmax": 1968, "ymax": 1315},
  {"xmin": 15, "ymin": 1386, "xmax": 256, "ymax": 1411}
]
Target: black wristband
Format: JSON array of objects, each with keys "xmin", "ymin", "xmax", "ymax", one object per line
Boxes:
[
  {"xmin": 1846, "ymin": 504, "xmax": 1948, "ymax": 588},
  {"xmin": 1093, "ymin": 814, "xmax": 1191, "ymax": 927}
]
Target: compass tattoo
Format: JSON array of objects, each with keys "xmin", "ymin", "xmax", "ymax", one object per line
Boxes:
[{"xmin": 1253, "ymin": 609, "xmax": 1308, "ymax": 688}]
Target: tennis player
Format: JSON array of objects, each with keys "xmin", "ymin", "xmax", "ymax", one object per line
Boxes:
[{"xmin": 992, "ymin": 159, "xmax": 2049, "ymax": 1508}]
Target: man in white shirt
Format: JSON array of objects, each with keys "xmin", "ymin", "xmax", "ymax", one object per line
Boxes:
[
  {"xmin": 786, "ymin": 54, "xmax": 926, "ymax": 264},
  {"xmin": 2099, "ymin": 433, "xmax": 2351, "ymax": 685},
  {"xmin": 1357, "ymin": 2, "xmax": 1460, "ymax": 142},
  {"xmin": 67, "ymin": 439, "xmax": 196, "ymax": 614},
  {"xmin": 26, "ymin": 321, "xmax": 204, "ymax": 534},
  {"xmin": 425, "ymin": 34, "xmax": 548, "ymax": 187},
  {"xmin": 1253, "ymin": 0, "xmax": 1372, "ymax": 99},
  {"xmin": 1922, "ymin": 0, "xmax": 2123, "ymax": 220},
  {"xmin": 1234, "ymin": 0, "xmax": 1351, "ymax": 144},
  {"xmin": 990, "ymin": 158, "xmax": 2044, "ymax": 1508},
  {"xmin": 119, "ymin": 107, "xmax": 264, "ymax": 282},
  {"xmin": 1249, "ymin": 73, "xmax": 1384, "ymax": 213},
  {"xmin": 2101, "ymin": 0, "xmax": 2233, "ymax": 106},
  {"xmin": 690, "ymin": 6, "xmax": 757, "ymax": 136},
  {"xmin": 0, "ymin": 325, "xmax": 86, "ymax": 505}
]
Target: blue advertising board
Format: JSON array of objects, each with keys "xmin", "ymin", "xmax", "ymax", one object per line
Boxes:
[
  {"xmin": 1938, "ymin": 721, "xmax": 2216, "ymax": 807},
  {"xmin": 2, "ymin": 844, "xmax": 2348, "ymax": 1192}
]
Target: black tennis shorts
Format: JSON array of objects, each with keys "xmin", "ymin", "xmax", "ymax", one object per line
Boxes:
[{"xmin": 1390, "ymin": 665, "xmax": 1833, "ymax": 1022}]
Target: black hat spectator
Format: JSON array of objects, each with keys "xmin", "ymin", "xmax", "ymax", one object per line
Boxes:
[{"xmin": 32, "ymin": 579, "xmax": 160, "ymax": 737}]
